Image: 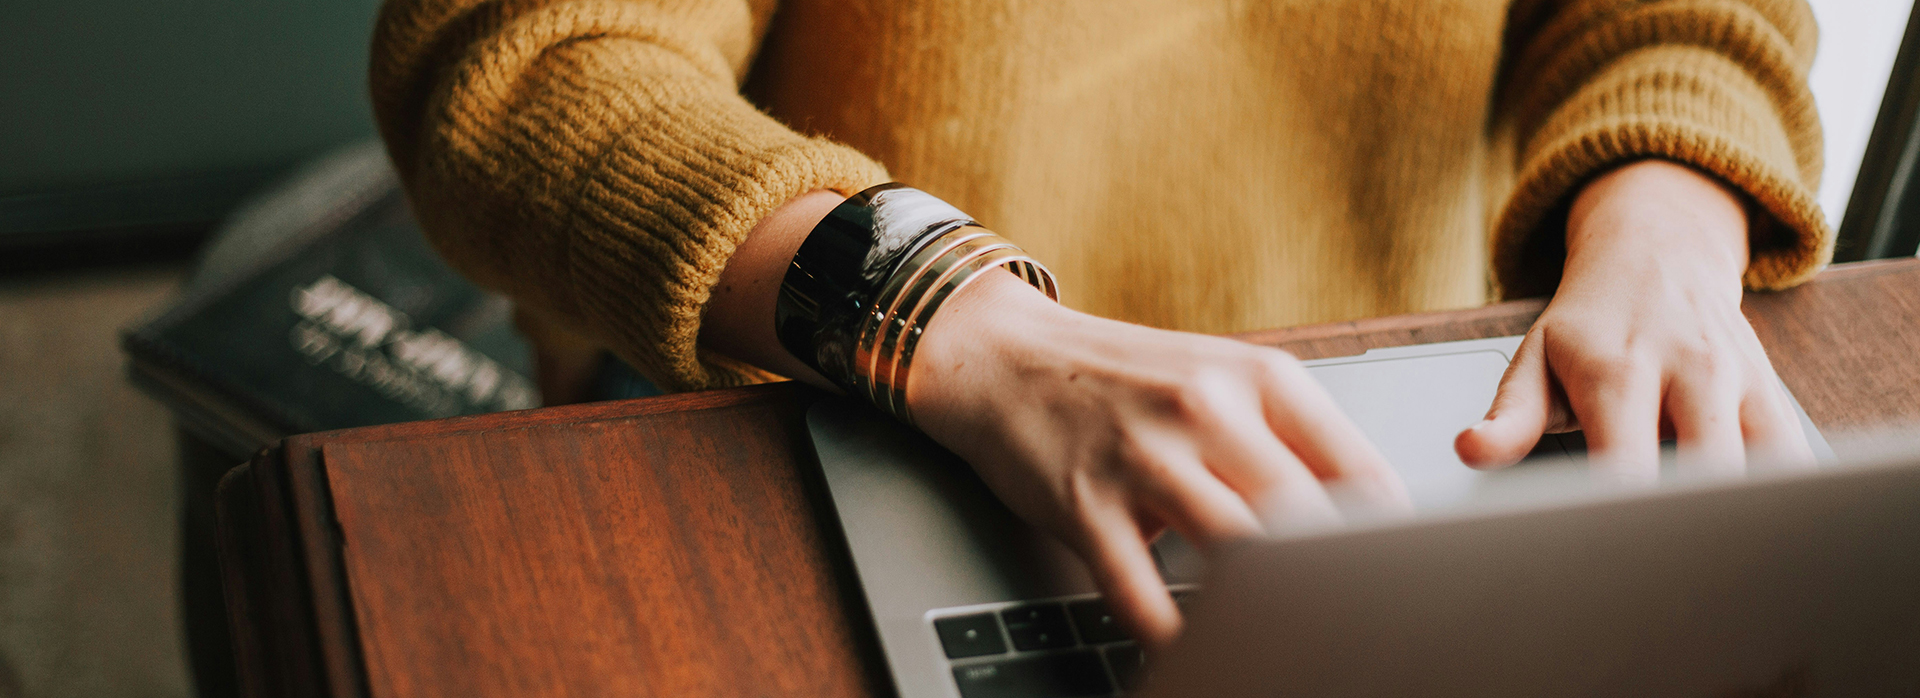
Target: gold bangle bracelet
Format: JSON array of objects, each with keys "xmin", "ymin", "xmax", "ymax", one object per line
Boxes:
[
  {"xmin": 872, "ymin": 243, "xmax": 1021, "ymax": 416},
  {"xmin": 868, "ymin": 237, "xmax": 1021, "ymax": 411},
  {"xmin": 854, "ymin": 228, "xmax": 997, "ymax": 403},
  {"xmin": 886, "ymin": 248, "xmax": 1040, "ymax": 424},
  {"xmin": 848, "ymin": 225, "xmax": 1057, "ymax": 424}
]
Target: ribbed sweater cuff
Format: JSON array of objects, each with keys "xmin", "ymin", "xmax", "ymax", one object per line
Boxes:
[
  {"xmin": 567, "ymin": 133, "xmax": 889, "ymax": 392},
  {"xmin": 1493, "ymin": 49, "xmax": 1831, "ymax": 299}
]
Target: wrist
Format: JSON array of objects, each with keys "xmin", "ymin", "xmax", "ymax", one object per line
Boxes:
[
  {"xmin": 906, "ymin": 268, "xmax": 1070, "ymax": 419},
  {"xmin": 1563, "ymin": 160, "xmax": 1751, "ymax": 291},
  {"xmin": 704, "ymin": 190, "xmax": 846, "ymax": 387},
  {"xmin": 766, "ymin": 183, "xmax": 1057, "ymax": 421}
]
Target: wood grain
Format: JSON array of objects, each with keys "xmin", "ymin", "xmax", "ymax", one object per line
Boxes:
[
  {"xmin": 317, "ymin": 388, "xmax": 879, "ymax": 698},
  {"xmin": 1238, "ymin": 298, "xmax": 1544, "ymax": 360},
  {"xmin": 219, "ymin": 259, "xmax": 1920, "ymax": 698},
  {"xmin": 1742, "ymin": 259, "xmax": 1920, "ymax": 433}
]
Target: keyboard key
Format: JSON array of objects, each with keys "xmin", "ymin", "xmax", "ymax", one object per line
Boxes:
[
  {"xmin": 1001, "ymin": 603, "xmax": 1075, "ymax": 651},
  {"xmin": 952, "ymin": 649, "xmax": 1114, "ymax": 698},
  {"xmin": 1066, "ymin": 599, "xmax": 1128, "ymax": 645},
  {"xmin": 1170, "ymin": 589, "xmax": 1196, "ymax": 608},
  {"xmin": 935, "ymin": 613, "xmax": 1009, "ymax": 659},
  {"xmin": 1103, "ymin": 642, "xmax": 1147, "ymax": 691}
]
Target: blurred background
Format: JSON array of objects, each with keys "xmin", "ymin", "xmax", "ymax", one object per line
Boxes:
[{"xmin": 0, "ymin": 1, "xmax": 1916, "ymax": 696}]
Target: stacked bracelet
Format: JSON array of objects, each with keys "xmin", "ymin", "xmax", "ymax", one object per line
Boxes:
[{"xmin": 775, "ymin": 184, "xmax": 1057, "ymax": 425}]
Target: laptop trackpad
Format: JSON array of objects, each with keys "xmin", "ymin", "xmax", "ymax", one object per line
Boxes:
[
  {"xmin": 1153, "ymin": 345, "xmax": 1537, "ymax": 582},
  {"xmin": 1306, "ymin": 337, "xmax": 1831, "ymax": 513},
  {"xmin": 1308, "ymin": 347, "xmax": 1527, "ymax": 511}
]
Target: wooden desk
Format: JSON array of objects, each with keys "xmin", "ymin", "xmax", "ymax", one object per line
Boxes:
[{"xmin": 217, "ymin": 259, "xmax": 1920, "ymax": 698}]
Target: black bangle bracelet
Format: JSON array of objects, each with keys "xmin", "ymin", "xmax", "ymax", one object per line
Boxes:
[{"xmin": 774, "ymin": 183, "xmax": 974, "ymax": 392}]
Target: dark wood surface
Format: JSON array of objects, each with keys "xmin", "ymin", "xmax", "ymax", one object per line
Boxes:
[{"xmin": 218, "ymin": 259, "xmax": 1920, "ymax": 698}]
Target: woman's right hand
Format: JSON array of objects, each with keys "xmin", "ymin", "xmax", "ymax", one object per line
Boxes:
[
  {"xmin": 700, "ymin": 191, "xmax": 1408, "ymax": 649},
  {"xmin": 906, "ymin": 270, "xmax": 1411, "ymax": 650}
]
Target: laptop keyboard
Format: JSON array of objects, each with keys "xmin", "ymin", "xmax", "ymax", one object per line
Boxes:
[
  {"xmin": 930, "ymin": 589, "xmax": 1192, "ymax": 697},
  {"xmin": 923, "ymin": 437, "xmax": 1583, "ymax": 698}
]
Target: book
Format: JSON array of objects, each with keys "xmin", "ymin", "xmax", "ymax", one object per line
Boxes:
[{"xmin": 123, "ymin": 144, "xmax": 539, "ymax": 460}]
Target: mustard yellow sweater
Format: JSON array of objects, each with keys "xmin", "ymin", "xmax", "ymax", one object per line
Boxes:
[{"xmin": 371, "ymin": 0, "xmax": 1829, "ymax": 392}]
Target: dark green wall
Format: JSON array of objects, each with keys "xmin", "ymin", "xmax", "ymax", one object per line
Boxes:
[{"xmin": 0, "ymin": 0, "xmax": 384, "ymax": 197}]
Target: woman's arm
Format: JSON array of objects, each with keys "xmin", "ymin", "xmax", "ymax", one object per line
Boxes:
[
  {"xmin": 700, "ymin": 190, "xmax": 843, "ymax": 387},
  {"xmin": 1457, "ymin": 160, "xmax": 1813, "ymax": 474},
  {"xmin": 376, "ymin": 0, "xmax": 1408, "ymax": 650},
  {"xmin": 1460, "ymin": 0, "xmax": 1828, "ymax": 474},
  {"xmin": 706, "ymin": 190, "xmax": 1412, "ymax": 650},
  {"xmin": 370, "ymin": 0, "xmax": 888, "ymax": 392},
  {"xmin": 1486, "ymin": 0, "xmax": 1829, "ymax": 298}
]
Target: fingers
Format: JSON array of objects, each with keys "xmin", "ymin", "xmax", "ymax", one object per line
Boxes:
[
  {"xmin": 1457, "ymin": 330, "xmax": 1555, "ymax": 470},
  {"xmin": 1073, "ymin": 505, "xmax": 1182, "ymax": 650},
  {"xmin": 1501, "ymin": 329, "xmax": 1810, "ymax": 480},
  {"xmin": 1654, "ymin": 332, "xmax": 1813, "ymax": 475},
  {"xmin": 1564, "ymin": 361, "xmax": 1664, "ymax": 483},
  {"xmin": 1665, "ymin": 371, "xmax": 1746, "ymax": 475},
  {"xmin": 1068, "ymin": 349, "xmax": 1397, "ymax": 652},
  {"xmin": 1132, "ymin": 448, "xmax": 1267, "ymax": 547},
  {"xmin": 1129, "ymin": 393, "xmax": 1338, "ymax": 543},
  {"xmin": 1107, "ymin": 409, "xmax": 1350, "ymax": 649},
  {"xmin": 1197, "ymin": 417, "xmax": 1346, "ymax": 534},
  {"xmin": 1093, "ymin": 431, "xmax": 1315, "ymax": 651},
  {"xmin": 1253, "ymin": 358, "xmax": 1412, "ymax": 511},
  {"xmin": 1741, "ymin": 381, "xmax": 1816, "ymax": 469}
]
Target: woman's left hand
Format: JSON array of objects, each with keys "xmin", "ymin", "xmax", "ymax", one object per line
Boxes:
[{"xmin": 1455, "ymin": 160, "xmax": 1815, "ymax": 479}]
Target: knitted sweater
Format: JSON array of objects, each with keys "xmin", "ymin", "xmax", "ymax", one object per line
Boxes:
[{"xmin": 370, "ymin": 0, "xmax": 1829, "ymax": 392}]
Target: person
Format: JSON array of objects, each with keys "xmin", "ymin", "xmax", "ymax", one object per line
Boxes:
[{"xmin": 369, "ymin": 0, "xmax": 1827, "ymax": 649}]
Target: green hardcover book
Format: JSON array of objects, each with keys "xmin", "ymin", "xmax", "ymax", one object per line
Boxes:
[{"xmin": 122, "ymin": 145, "xmax": 538, "ymax": 459}]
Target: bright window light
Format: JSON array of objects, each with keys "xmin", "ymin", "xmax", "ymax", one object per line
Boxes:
[{"xmin": 1807, "ymin": 0, "xmax": 1915, "ymax": 229}]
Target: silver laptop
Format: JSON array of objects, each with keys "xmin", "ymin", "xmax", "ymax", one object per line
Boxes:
[{"xmin": 805, "ymin": 336, "xmax": 1905, "ymax": 698}]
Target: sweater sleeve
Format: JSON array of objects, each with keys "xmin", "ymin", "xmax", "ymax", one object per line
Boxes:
[
  {"xmin": 369, "ymin": 0, "xmax": 890, "ymax": 392},
  {"xmin": 1490, "ymin": 0, "xmax": 1829, "ymax": 299}
]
